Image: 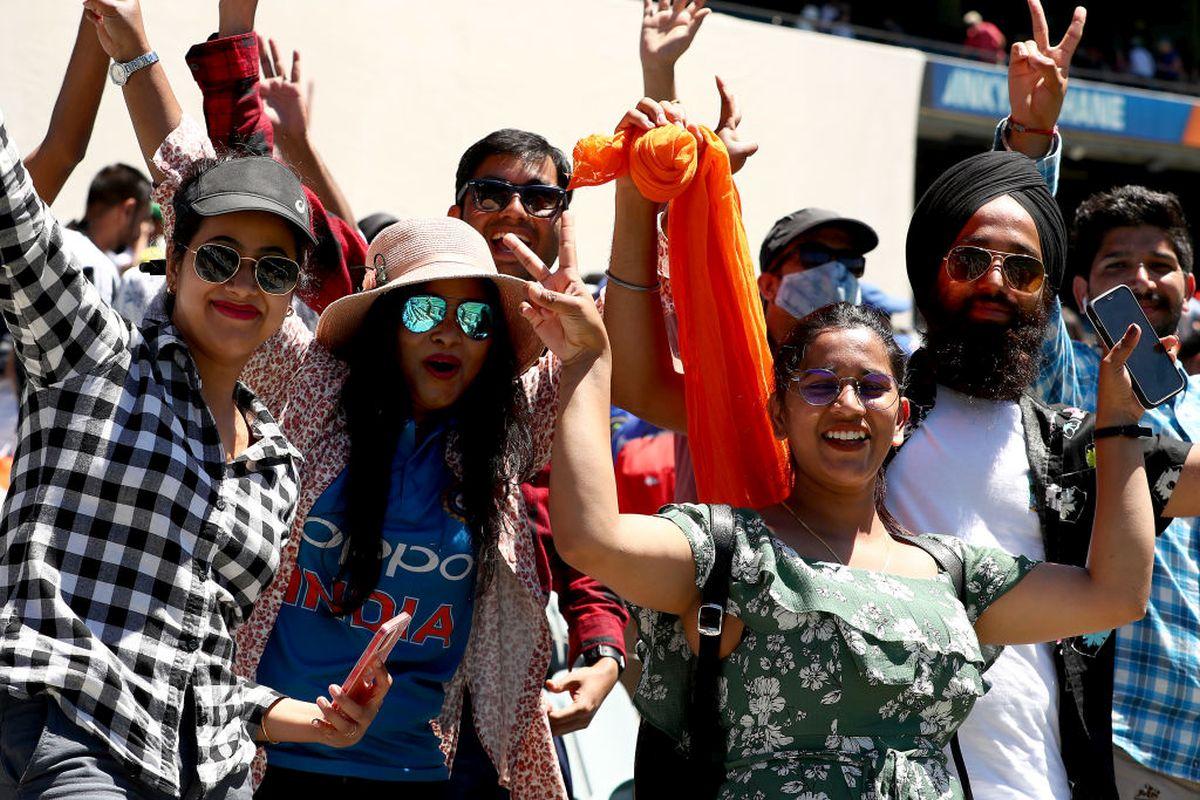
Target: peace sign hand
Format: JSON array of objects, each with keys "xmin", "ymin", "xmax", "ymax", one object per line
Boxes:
[
  {"xmin": 503, "ymin": 212, "xmax": 608, "ymax": 366},
  {"xmin": 1008, "ymin": 0, "xmax": 1086, "ymax": 135}
]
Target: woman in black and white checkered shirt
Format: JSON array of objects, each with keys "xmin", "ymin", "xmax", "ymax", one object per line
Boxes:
[{"xmin": 0, "ymin": 6, "xmax": 394, "ymax": 798}]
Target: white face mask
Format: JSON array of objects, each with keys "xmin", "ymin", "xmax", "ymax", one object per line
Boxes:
[{"xmin": 775, "ymin": 261, "xmax": 862, "ymax": 320}]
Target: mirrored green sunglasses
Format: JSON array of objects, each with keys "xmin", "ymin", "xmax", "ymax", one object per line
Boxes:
[{"xmin": 401, "ymin": 295, "xmax": 495, "ymax": 340}]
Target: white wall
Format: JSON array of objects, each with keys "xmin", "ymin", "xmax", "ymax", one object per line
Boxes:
[{"xmin": 0, "ymin": 0, "xmax": 925, "ymax": 298}]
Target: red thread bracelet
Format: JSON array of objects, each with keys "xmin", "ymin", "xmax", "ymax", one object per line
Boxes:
[{"xmin": 1006, "ymin": 116, "xmax": 1058, "ymax": 138}]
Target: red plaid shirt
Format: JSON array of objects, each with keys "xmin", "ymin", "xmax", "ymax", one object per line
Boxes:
[
  {"xmin": 184, "ymin": 34, "xmax": 361, "ymax": 314},
  {"xmin": 187, "ymin": 33, "xmax": 629, "ymax": 664}
]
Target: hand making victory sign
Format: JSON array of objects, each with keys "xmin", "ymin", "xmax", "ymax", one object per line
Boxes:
[
  {"xmin": 504, "ymin": 211, "xmax": 607, "ymax": 368},
  {"xmin": 1006, "ymin": 0, "xmax": 1086, "ymax": 156}
]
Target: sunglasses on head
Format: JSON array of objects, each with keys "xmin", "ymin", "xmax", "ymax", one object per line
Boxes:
[
  {"xmin": 456, "ymin": 178, "xmax": 568, "ymax": 219},
  {"xmin": 186, "ymin": 243, "xmax": 300, "ymax": 295},
  {"xmin": 401, "ymin": 295, "xmax": 495, "ymax": 340},
  {"xmin": 943, "ymin": 245, "xmax": 1045, "ymax": 293},
  {"xmin": 790, "ymin": 368, "xmax": 898, "ymax": 410}
]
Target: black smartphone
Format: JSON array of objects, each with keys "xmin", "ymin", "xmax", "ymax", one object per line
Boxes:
[{"xmin": 1085, "ymin": 284, "xmax": 1185, "ymax": 408}]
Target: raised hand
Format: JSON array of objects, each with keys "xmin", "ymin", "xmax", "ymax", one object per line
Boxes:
[
  {"xmin": 82, "ymin": 0, "xmax": 151, "ymax": 62},
  {"xmin": 714, "ymin": 75, "xmax": 758, "ymax": 175},
  {"xmin": 617, "ymin": 96, "xmax": 699, "ymax": 138},
  {"xmin": 640, "ymin": 0, "xmax": 711, "ymax": 99},
  {"xmin": 1008, "ymin": 0, "xmax": 1086, "ymax": 136},
  {"xmin": 504, "ymin": 212, "xmax": 607, "ymax": 365},
  {"xmin": 640, "ymin": 0, "xmax": 711, "ymax": 72},
  {"xmin": 258, "ymin": 36, "xmax": 312, "ymax": 143}
]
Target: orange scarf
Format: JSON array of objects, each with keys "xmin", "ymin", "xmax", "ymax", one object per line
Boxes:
[{"xmin": 571, "ymin": 125, "xmax": 790, "ymax": 508}]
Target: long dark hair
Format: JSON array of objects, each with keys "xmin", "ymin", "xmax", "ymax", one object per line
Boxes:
[
  {"xmin": 335, "ymin": 282, "xmax": 532, "ymax": 614},
  {"xmin": 772, "ymin": 302, "xmax": 910, "ymax": 536}
]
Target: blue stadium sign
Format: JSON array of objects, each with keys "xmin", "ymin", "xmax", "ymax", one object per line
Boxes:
[{"xmin": 922, "ymin": 56, "xmax": 1200, "ymax": 147}]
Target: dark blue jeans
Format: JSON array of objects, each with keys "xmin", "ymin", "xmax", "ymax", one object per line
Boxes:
[{"xmin": 0, "ymin": 691, "xmax": 249, "ymax": 800}]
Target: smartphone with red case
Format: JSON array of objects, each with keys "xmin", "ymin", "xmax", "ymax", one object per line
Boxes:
[{"xmin": 340, "ymin": 612, "xmax": 410, "ymax": 705}]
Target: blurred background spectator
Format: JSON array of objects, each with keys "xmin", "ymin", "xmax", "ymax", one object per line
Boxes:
[
  {"xmin": 963, "ymin": 10, "xmax": 1007, "ymax": 63},
  {"xmin": 728, "ymin": 0, "xmax": 1200, "ymax": 93}
]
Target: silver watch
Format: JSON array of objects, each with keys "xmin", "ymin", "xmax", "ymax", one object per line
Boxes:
[{"xmin": 109, "ymin": 51, "xmax": 159, "ymax": 87}]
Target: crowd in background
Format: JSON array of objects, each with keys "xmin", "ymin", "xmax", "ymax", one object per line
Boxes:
[
  {"xmin": 770, "ymin": 1, "xmax": 1200, "ymax": 91},
  {"xmin": 0, "ymin": 2, "xmax": 1197, "ymax": 800}
]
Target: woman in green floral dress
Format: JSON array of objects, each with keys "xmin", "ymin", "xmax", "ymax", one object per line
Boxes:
[{"xmin": 511, "ymin": 236, "xmax": 1164, "ymax": 800}]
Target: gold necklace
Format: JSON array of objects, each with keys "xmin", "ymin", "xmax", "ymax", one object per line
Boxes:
[
  {"xmin": 780, "ymin": 501, "xmax": 895, "ymax": 572},
  {"xmin": 780, "ymin": 501, "xmax": 844, "ymax": 565}
]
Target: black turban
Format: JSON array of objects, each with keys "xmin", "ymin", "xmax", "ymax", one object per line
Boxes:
[{"xmin": 906, "ymin": 150, "xmax": 1066, "ymax": 314}]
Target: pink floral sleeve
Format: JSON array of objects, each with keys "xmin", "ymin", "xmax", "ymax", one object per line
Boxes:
[
  {"xmin": 151, "ymin": 116, "xmax": 217, "ymax": 243},
  {"xmin": 240, "ymin": 314, "xmax": 315, "ymax": 416},
  {"xmin": 520, "ymin": 352, "xmax": 561, "ymax": 479}
]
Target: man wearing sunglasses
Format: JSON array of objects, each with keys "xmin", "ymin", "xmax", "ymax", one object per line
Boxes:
[
  {"xmin": 446, "ymin": 128, "xmax": 632, "ymax": 800},
  {"xmin": 885, "ymin": 144, "xmax": 1200, "ymax": 800},
  {"xmin": 756, "ymin": 208, "xmax": 878, "ymax": 346},
  {"xmin": 449, "ymin": 129, "xmax": 571, "ymax": 282},
  {"xmin": 1034, "ymin": 186, "xmax": 1200, "ymax": 800}
]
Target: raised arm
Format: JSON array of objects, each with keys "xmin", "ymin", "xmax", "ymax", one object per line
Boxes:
[
  {"xmin": 0, "ymin": 110, "xmax": 128, "ymax": 386},
  {"xmin": 186, "ymin": 1, "xmax": 273, "ymax": 155},
  {"xmin": 974, "ymin": 325, "xmax": 1159, "ymax": 645},
  {"xmin": 1004, "ymin": 0, "xmax": 1085, "ymax": 160},
  {"xmin": 83, "ymin": 0, "xmax": 183, "ymax": 183},
  {"xmin": 639, "ymin": 0, "xmax": 710, "ymax": 100},
  {"xmin": 258, "ymin": 39, "xmax": 357, "ymax": 224},
  {"xmin": 25, "ymin": 11, "xmax": 109, "ymax": 204},
  {"xmin": 605, "ymin": 102, "xmax": 687, "ymax": 431},
  {"xmin": 506, "ymin": 218, "xmax": 699, "ymax": 615}
]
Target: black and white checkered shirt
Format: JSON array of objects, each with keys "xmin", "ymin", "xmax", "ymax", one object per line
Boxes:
[{"xmin": 0, "ymin": 111, "xmax": 300, "ymax": 795}]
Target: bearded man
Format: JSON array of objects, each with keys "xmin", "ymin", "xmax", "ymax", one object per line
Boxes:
[{"xmin": 884, "ymin": 151, "xmax": 1200, "ymax": 800}]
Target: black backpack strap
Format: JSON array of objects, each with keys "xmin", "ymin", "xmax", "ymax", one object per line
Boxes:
[
  {"xmin": 890, "ymin": 531, "xmax": 964, "ymax": 598},
  {"xmin": 688, "ymin": 503, "xmax": 736, "ymax": 786},
  {"xmin": 890, "ymin": 531, "xmax": 973, "ymax": 800}
]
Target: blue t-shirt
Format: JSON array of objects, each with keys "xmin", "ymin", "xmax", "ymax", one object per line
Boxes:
[{"xmin": 256, "ymin": 420, "xmax": 475, "ymax": 781}]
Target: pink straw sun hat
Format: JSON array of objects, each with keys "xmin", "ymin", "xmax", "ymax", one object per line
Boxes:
[{"xmin": 316, "ymin": 217, "xmax": 544, "ymax": 369}]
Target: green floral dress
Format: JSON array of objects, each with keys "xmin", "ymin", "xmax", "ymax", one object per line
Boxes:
[{"xmin": 633, "ymin": 504, "xmax": 1038, "ymax": 800}]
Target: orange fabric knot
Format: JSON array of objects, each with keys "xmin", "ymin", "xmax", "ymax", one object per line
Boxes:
[
  {"xmin": 569, "ymin": 126, "xmax": 697, "ymax": 203},
  {"xmin": 570, "ymin": 124, "xmax": 791, "ymax": 508}
]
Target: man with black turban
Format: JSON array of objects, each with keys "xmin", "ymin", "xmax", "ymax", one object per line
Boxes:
[{"xmin": 884, "ymin": 150, "xmax": 1200, "ymax": 800}]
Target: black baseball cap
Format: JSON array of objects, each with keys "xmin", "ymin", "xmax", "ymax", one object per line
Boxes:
[
  {"xmin": 181, "ymin": 157, "xmax": 317, "ymax": 245},
  {"xmin": 759, "ymin": 208, "xmax": 879, "ymax": 273},
  {"xmin": 141, "ymin": 157, "xmax": 317, "ymax": 275}
]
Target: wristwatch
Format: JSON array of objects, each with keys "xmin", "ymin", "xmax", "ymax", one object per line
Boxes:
[
  {"xmin": 109, "ymin": 51, "xmax": 159, "ymax": 86},
  {"xmin": 1094, "ymin": 424, "xmax": 1153, "ymax": 440},
  {"xmin": 581, "ymin": 644, "xmax": 626, "ymax": 674}
]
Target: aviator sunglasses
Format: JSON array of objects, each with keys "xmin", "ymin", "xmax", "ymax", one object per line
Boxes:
[
  {"xmin": 943, "ymin": 245, "xmax": 1046, "ymax": 293},
  {"xmin": 790, "ymin": 369, "xmax": 898, "ymax": 410},
  {"xmin": 456, "ymin": 178, "xmax": 568, "ymax": 219},
  {"xmin": 186, "ymin": 243, "xmax": 301, "ymax": 295},
  {"xmin": 401, "ymin": 295, "xmax": 495, "ymax": 341}
]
